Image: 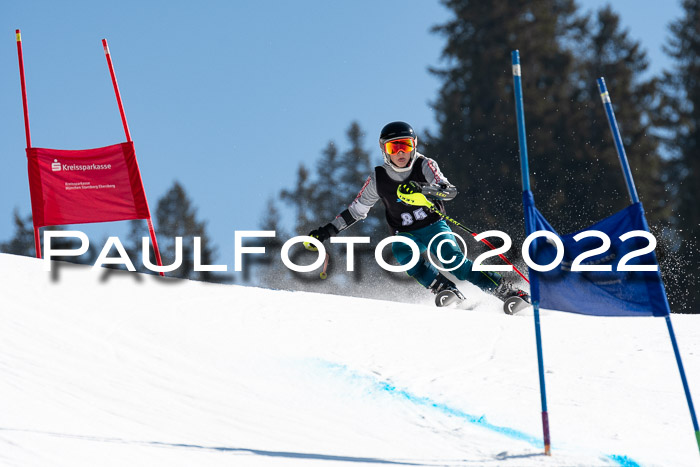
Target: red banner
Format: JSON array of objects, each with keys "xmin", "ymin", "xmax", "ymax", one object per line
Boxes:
[{"xmin": 27, "ymin": 142, "xmax": 151, "ymax": 227}]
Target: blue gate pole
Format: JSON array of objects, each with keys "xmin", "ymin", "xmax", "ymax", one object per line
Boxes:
[
  {"xmin": 596, "ymin": 78, "xmax": 639, "ymax": 204},
  {"xmin": 597, "ymin": 77, "xmax": 700, "ymax": 456},
  {"xmin": 512, "ymin": 50, "xmax": 551, "ymax": 456}
]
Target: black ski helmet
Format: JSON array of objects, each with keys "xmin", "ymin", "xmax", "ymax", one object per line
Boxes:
[{"xmin": 379, "ymin": 121, "xmax": 418, "ymax": 172}]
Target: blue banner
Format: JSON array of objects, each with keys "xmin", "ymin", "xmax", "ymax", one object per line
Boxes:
[{"xmin": 523, "ymin": 191, "xmax": 670, "ymax": 317}]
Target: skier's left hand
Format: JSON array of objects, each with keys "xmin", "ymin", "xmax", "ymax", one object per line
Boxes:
[{"xmin": 398, "ymin": 181, "xmax": 425, "ymax": 195}]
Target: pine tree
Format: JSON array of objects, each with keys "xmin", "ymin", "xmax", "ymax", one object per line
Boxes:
[
  {"xmin": 0, "ymin": 209, "xmax": 35, "ymax": 256},
  {"xmin": 130, "ymin": 181, "xmax": 224, "ymax": 282},
  {"xmin": 425, "ymin": 0, "xmax": 586, "ymax": 242},
  {"xmin": 270, "ymin": 121, "xmax": 391, "ymax": 294},
  {"xmin": 254, "ymin": 198, "xmax": 287, "ymax": 287},
  {"xmin": 569, "ymin": 7, "xmax": 668, "ymax": 224},
  {"xmin": 335, "ymin": 122, "xmax": 385, "ymax": 282},
  {"xmin": 311, "ymin": 142, "xmax": 343, "ymax": 224},
  {"xmin": 0, "ymin": 209, "xmax": 96, "ymax": 264},
  {"xmin": 425, "ymin": 1, "xmax": 670, "ymax": 250},
  {"xmin": 338, "ymin": 121, "xmax": 382, "ymax": 237},
  {"xmin": 659, "ymin": 0, "xmax": 700, "ymax": 311},
  {"xmin": 280, "ymin": 122, "xmax": 383, "ymax": 238},
  {"xmin": 280, "ymin": 165, "xmax": 317, "ymax": 236}
]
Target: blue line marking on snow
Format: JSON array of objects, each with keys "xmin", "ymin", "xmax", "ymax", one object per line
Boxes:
[
  {"xmin": 375, "ymin": 379, "xmax": 544, "ymax": 447},
  {"xmin": 315, "ymin": 360, "xmax": 541, "ymax": 446},
  {"xmin": 312, "ymin": 360, "xmax": 641, "ymax": 466},
  {"xmin": 606, "ymin": 455, "xmax": 641, "ymax": 467}
]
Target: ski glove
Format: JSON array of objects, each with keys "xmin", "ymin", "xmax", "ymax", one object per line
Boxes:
[
  {"xmin": 308, "ymin": 223, "xmax": 338, "ymax": 244},
  {"xmin": 398, "ymin": 181, "xmax": 425, "ymax": 195}
]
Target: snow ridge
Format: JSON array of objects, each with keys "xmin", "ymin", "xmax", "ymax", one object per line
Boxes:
[{"xmin": 0, "ymin": 253, "xmax": 698, "ymax": 466}]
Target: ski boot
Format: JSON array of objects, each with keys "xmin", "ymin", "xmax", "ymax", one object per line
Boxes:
[
  {"xmin": 429, "ymin": 274, "xmax": 465, "ymax": 307},
  {"xmin": 493, "ymin": 279, "xmax": 530, "ymax": 315}
]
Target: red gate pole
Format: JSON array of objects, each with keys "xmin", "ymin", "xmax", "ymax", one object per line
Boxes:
[
  {"xmin": 16, "ymin": 29, "xmax": 42, "ymax": 259},
  {"xmin": 102, "ymin": 39, "xmax": 132, "ymax": 142},
  {"xmin": 16, "ymin": 30, "xmax": 31, "ymax": 148},
  {"xmin": 102, "ymin": 39, "xmax": 165, "ymax": 275}
]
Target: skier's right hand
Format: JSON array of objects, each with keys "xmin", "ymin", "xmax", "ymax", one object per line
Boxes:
[{"xmin": 305, "ymin": 223, "xmax": 338, "ymax": 251}]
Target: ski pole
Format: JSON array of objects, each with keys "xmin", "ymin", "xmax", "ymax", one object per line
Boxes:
[
  {"xmin": 303, "ymin": 240, "xmax": 331, "ymax": 280},
  {"xmin": 428, "ymin": 205, "xmax": 529, "ymax": 283},
  {"xmin": 320, "ymin": 251, "xmax": 330, "ymax": 279},
  {"xmin": 398, "ymin": 189, "xmax": 530, "ymax": 284}
]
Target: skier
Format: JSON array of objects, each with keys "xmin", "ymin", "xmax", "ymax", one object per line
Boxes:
[{"xmin": 306, "ymin": 121, "xmax": 529, "ymax": 308}]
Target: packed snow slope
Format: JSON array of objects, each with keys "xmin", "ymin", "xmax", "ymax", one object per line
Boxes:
[{"xmin": 0, "ymin": 252, "xmax": 699, "ymax": 467}]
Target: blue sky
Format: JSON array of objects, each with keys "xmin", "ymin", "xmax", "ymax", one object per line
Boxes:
[{"xmin": 0, "ymin": 0, "xmax": 683, "ymax": 281}]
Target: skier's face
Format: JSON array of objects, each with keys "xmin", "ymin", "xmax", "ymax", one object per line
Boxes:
[
  {"xmin": 384, "ymin": 137, "xmax": 415, "ymax": 168},
  {"xmin": 389, "ymin": 148, "xmax": 411, "ymax": 168}
]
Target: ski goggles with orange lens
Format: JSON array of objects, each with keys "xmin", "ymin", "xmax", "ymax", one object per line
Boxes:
[{"xmin": 383, "ymin": 138, "xmax": 415, "ymax": 156}]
